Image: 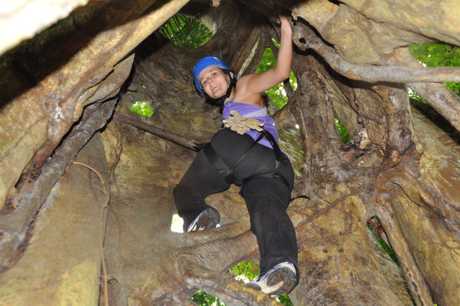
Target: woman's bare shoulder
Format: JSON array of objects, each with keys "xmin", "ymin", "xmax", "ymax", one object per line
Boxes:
[
  {"xmin": 235, "ymin": 74, "xmax": 258, "ymax": 92},
  {"xmin": 233, "ymin": 75, "xmax": 264, "ymax": 106},
  {"xmin": 234, "ymin": 74, "xmax": 249, "ymax": 92}
]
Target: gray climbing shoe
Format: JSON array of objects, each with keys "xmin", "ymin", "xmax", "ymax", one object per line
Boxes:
[
  {"xmin": 184, "ymin": 207, "xmax": 220, "ymax": 232},
  {"xmin": 247, "ymin": 262, "xmax": 298, "ymax": 297}
]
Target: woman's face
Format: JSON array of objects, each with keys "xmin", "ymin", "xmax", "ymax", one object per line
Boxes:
[{"xmin": 199, "ymin": 66, "xmax": 230, "ymax": 99}]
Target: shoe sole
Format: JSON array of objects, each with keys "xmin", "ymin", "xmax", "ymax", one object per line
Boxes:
[
  {"xmin": 266, "ymin": 267, "xmax": 297, "ymax": 296},
  {"xmin": 247, "ymin": 267, "xmax": 297, "ymax": 296},
  {"xmin": 187, "ymin": 207, "xmax": 220, "ymax": 232},
  {"xmin": 198, "ymin": 208, "xmax": 220, "ymax": 229}
]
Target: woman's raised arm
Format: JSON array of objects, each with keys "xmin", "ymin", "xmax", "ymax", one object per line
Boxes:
[{"xmin": 237, "ymin": 17, "xmax": 293, "ymax": 96}]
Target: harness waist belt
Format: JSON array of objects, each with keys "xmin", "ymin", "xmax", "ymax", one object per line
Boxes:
[{"xmin": 203, "ymin": 129, "xmax": 289, "ymax": 187}]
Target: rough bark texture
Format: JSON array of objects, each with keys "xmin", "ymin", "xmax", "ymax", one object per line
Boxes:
[
  {"xmin": 0, "ymin": 134, "xmax": 110, "ymax": 306},
  {"xmin": 0, "ymin": 0, "xmax": 190, "ymax": 209},
  {"xmin": 0, "ymin": 96, "xmax": 117, "ymax": 272}
]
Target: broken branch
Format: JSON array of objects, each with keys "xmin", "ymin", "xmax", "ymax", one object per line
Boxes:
[{"xmin": 113, "ymin": 113, "xmax": 200, "ymax": 151}]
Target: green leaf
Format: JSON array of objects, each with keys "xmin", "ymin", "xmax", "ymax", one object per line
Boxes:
[
  {"xmin": 334, "ymin": 118, "xmax": 351, "ymax": 144},
  {"xmin": 229, "ymin": 260, "xmax": 260, "ymax": 282},
  {"xmin": 446, "ymin": 81, "xmax": 460, "ymax": 96},
  {"xmin": 276, "ymin": 293, "xmax": 294, "ymax": 306},
  {"xmin": 409, "ymin": 42, "xmax": 460, "ymax": 97},
  {"xmin": 256, "ymin": 48, "xmax": 276, "ymax": 73},
  {"xmin": 129, "ymin": 101, "xmax": 154, "ymax": 118},
  {"xmin": 271, "ymin": 37, "xmax": 281, "ymax": 49},
  {"xmin": 255, "ymin": 46, "xmax": 297, "ymax": 110},
  {"xmin": 159, "ymin": 14, "xmax": 213, "ymax": 49},
  {"xmin": 289, "ymin": 71, "xmax": 298, "ymax": 91},
  {"xmin": 192, "ymin": 290, "xmax": 226, "ymax": 306},
  {"xmin": 367, "ymin": 216, "xmax": 399, "ymax": 265},
  {"xmin": 266, "ymin": 83, "xmax": 288, "ymax": 109}
]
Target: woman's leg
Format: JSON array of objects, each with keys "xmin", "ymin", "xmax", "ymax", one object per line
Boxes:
[
  {"xmin": 174, "ymin": 129, "xmax": 255, "ymax": 228},
  {"xmin": 241, "ymin": 171, "xmax": 299, "ymax": 295},
  {"xmin": 241, "ymin": 175, "xmax": 298, "ymax": 275},
  {"xmin": 173, "ymin": 149, "xmax": 230, "ymax": 224},
  {"xmin": 212, "ymin": 128, "xmax": 298, "ymax": 270}
]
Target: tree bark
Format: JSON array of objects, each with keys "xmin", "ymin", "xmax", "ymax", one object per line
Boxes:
[
  {"xmin": 0, "ymin": 98, "xmax": 117, "ymax": 272},
  {"xmin": 292, "ymin": 23, "xmax": 460, "ymax": 84},
  {"xmin": 292, "ymin": 22, "xmax": 460, "ymax": 133}
]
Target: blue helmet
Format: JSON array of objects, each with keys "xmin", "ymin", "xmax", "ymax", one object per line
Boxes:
[{"xmin": 192, "ymin": 56, "xmax": 230, "ymax": 95}]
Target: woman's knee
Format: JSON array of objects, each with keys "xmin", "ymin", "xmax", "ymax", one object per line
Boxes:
[
  {"xmin": 242, "ymin": 178, "xmax": 291, "ymax": 209},
  {"xmin": 173, "ymin": 183, "xmax": 192, "ymax": 204}
]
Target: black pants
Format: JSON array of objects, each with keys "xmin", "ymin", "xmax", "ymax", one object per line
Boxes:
[{"xmin": 173, "ymin": 129, "xmax": 298, "ymax": 274}]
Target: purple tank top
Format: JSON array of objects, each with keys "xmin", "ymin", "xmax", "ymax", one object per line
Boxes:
[{"xmin": 222, "ymin": 101, "xmax": 278, "ymax": 149}]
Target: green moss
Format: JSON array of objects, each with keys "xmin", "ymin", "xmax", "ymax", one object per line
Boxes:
[
  {"xmin": 160, "ymin": 14, "xmax": 214, "ymax": 49},
  {"xmin": 409, "ymin": 43, "xmax": 460, "ymax": 97}
]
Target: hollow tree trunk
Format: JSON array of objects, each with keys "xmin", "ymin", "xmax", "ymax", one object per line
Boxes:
[
  {"xmin": 101, "ymin": 53, "xmax": 429, "ymax": 305},
  {"xmin": 100, "ymin": 4, "xmax": 460, "ymax": 304},
  {"xmin": 285, "ymin": 53, "xmax": 459, "ymax": 305},
  {"xmin": 116, "ymin": 42, "xmax": 459, "ymax": 305},
  {"xmin": 1, "ymin": 1, "xmax": 460, "ymax": 305}
]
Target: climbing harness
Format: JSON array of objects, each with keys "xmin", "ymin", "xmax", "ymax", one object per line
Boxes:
[{"xmin": 202, "ymin": 129, "xmax": 291, "ymax": 188}]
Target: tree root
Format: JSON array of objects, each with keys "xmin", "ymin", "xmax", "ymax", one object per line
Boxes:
[
  {"xmin": 374, "ymin": 199, "xmax": 434, "ymax": 306},
  {"xmin": 153, "ymin": 229, "xmax": 283, "ymax": 305},
  {"xmin": 72, "ymin": 161, "xmax": 108, "ymax": 195},
  {"xmin": 292, "ymin": 22, "xmax": 460, "ymax": 133},
  {"xmin": 374, "ymin": 158, "xmax": 435, "ymax": 306},
  {"xmin": 174, "ymin": 231, "xmax": 257, "ymax": 278},
  {"xmin": 292, "ymin": 23, "xmax": 460, "ymax": 84},
  {"xmin": 0, "ymin": 99, "xmax": 117, "ymax": 273}
]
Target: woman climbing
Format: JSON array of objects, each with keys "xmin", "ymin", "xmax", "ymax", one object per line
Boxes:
[{"xmin": 173, "ymin": 16, "xmax": 298, "ymax": 296}]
